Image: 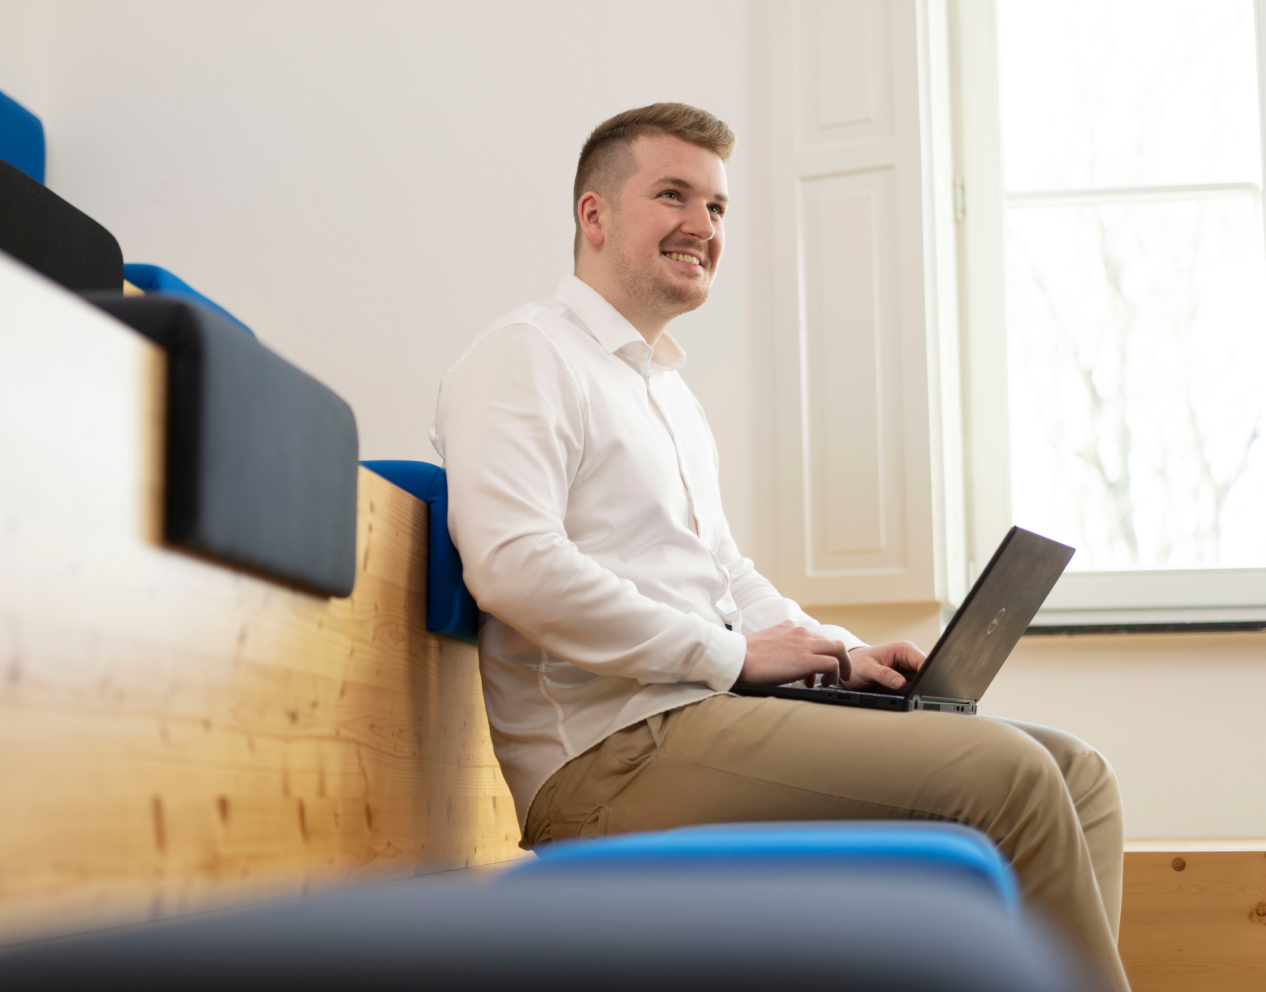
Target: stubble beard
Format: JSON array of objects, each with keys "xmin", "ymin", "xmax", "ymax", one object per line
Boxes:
[{"xmin": 609, "ymin": 227, "xmax": 711, "ymax": 323}]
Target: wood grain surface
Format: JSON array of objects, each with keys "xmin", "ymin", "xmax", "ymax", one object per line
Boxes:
[
  {"xmin": 1120, "ymin": 849, "xmax": 1266, "ymax": 991},
  {"xmin": 0, "ymin": 259, "xmax": 525, "ymax": 945}
]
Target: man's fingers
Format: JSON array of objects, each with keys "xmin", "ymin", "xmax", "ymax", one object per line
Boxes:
[
  {"xmin": 809, "ymin": 638, "xmax": 850, "ymax": 685},
  {"xmin": 889, "ymin": 640, "xmax": 927, "ymax": 672},
  {"xmin": 853, "ymin": 655, "xmax": 907, "ymax": 691},
  {"xmin": 825, "ymin": 642, "xmax": 930, "ymax": 691},
  {"xmin": 739, "ymin": 623, "xmax": 862, "ymax": 686},
  {"xmin": 805, "ymin": 635, "xmax": 850, "ymax": 663},
  {"xmin": 811, "ymin": 657, "xmax": 840, "ymax": 684}
]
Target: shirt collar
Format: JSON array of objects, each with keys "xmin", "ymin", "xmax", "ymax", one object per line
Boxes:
[{"xmin": 552, "ymin": 273, "xmax": 687, "ymax": 376}]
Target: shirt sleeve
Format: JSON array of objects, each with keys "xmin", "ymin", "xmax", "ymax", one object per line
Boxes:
[
  {"xmin": 433, "ymin": 323, "xmax": 747, "ymax": 692},
  {"xmin": 721, "ymin": 555, "xmax": 868, "ymax": 652}
]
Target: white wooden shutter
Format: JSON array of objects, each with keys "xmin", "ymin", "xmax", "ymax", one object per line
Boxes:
[{"xmin": 759, "ymin": 0, "xmax": 965, "ymax": 607}]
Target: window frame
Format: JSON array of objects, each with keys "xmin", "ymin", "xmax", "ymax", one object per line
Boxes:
[{"xmin": 951, "ymin": 0, "xmax": 1266, "ymax": 627}]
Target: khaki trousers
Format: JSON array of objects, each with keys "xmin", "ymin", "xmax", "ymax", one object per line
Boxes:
[{"xmin": 525, "ymin": 693, "xmax": 1129, "ymax": 992}]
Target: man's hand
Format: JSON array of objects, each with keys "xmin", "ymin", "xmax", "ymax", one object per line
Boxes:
[
  {"xmin": 737, "ymin": 621, "xmax": 851, "ymax": 686},
  {"xmin": 834, "ymin": 641, "xmax": 927, "ymax": 693}
]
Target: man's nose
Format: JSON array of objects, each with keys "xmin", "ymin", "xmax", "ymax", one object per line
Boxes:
[{"xmin": 679, "ymin": 201, "xmax": 716, "ymax": 241}]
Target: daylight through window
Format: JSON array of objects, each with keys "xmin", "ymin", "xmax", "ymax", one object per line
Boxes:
[{"xmin": 997, "ymin": 0, "xmax": 1266, "ymax": 570}]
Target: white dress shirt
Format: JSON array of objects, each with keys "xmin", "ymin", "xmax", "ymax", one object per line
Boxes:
[{"xmin": 431, "ymin": 274, "xmax": 864, "ymax": 829}]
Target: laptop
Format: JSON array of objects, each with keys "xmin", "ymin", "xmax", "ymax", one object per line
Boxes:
[{"xmin": 731, "ymin": 527, "xmax": 1074, "ymax": 715}]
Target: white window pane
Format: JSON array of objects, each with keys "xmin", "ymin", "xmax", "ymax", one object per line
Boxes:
[
  {"xmin": 997, "ymin": 0, "xmax": 1261, "ymax": 191},
  {"xmin": 1005, "ymin": 198, "xmax": 1266, "ymax": 569}
]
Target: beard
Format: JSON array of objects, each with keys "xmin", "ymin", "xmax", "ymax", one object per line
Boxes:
[{"xmin": 609, "ymin": 227, "xmax": 712, "ymax": 321}]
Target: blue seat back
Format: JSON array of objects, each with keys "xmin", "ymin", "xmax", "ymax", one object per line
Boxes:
[
  {"xmin": 360, "ymin": 461, "xmax": 478, "ymax": 644},
  {"xmin": 0, "ymin": 88, "xmax": 45, "ymax": 184},
  {"xmin": 124, "ymin": 264, "xmax": 254, "ymax": 338}
]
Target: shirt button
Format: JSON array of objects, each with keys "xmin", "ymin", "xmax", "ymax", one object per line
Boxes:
[{"xmin": 640, "ymin": 350, "xmax": 650, "ymax": 360}]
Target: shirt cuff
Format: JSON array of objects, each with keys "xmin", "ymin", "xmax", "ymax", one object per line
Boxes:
[
  {"xmin": 812, "ymin": 623, "xmax": 868, "ymax": 653},
  {"xmin": 687, "ymin": 622, "xmax": 748, "ymax": 691}
]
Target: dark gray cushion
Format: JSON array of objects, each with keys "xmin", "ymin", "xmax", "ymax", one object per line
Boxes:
[
  {"xmin": 88, "ymin": 295, "xmax": 358, "ymax": 597},
  {"xmin": 0, "ymin": 872, "xmax": 1103, "ymax": 991}
]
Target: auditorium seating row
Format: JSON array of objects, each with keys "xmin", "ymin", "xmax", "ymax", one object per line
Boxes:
[{"xmin": 1, "ymin": 86, "xmax": 1261, "ymax": 992}]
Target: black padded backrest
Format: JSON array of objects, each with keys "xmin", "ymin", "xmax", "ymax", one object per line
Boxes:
[
  {"xmin": 87, "ymin": 295, "xmax": 359, "ymax": 598},
  {"xmin": 0, "ymin": 157, "xmax": 123, "ymax": 291}
]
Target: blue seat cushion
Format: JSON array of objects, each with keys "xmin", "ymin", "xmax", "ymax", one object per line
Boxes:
[
  {"xmin": 123, "ymin": 264, "xmax": 254, "ymax": 339},
  {"xmin": 509, "ymin": 821, "xmax": 1020, "ymax": 916},
  {"xmin": 360, "ymin": 461, "xmax": 478, "ymax": 644},
  {"xmin": 0, "ymin": 88, "xmax": 45, "ymax": 184}
]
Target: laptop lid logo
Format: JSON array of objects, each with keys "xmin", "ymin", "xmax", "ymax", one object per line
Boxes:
[{"xmin": 986, "ymin": 608, "xmax": 1006, "ymax": 635}]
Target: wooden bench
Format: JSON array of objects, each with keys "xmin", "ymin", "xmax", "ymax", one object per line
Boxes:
[
  {"xmin": 0, "ymin": 256, "xmax": 525, "ymax": 945},
  {"xmin": 3, "ymin": 257, "xmax": 1264, "ymax": 988}
]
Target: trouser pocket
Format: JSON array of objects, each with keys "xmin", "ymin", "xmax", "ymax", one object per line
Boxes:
[
  {"xmin": 599, "ymin": 715, "xmax": 663, "ymax": 766},
  {"xmin": 577, "ymin": 804, "xmax": 609, "ymax": 838},
  {"xmin": 527, "ymin": 714, "xmax": 669, "ymax": 847}
]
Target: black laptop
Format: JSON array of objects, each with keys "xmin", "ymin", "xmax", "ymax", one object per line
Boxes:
[{"xmin": 731, "ymin": 527, "xmax": 1074, "ymax": 715}]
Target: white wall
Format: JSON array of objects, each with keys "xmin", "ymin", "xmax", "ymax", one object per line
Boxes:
[
  {"xmin": 0, "ymin": 2, "xmax": 49, "ymax": 119},
  {"xmin": 983, "ymin": 631, "xmax": 1266, "ymax": 840},
  {"xmin": 15, "ymin": 0, "xmax": 755, "ymax": 547}
]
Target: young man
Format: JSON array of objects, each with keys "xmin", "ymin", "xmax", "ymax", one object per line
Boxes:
[{"xmin": 432, "ymin": 103, "xmax": 1129, "ymax": 991}]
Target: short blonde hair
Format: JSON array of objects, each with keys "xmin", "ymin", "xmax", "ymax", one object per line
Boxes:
[{"xmin": 573, "ymin": 102, "xmax": 735, "ymax": 258}]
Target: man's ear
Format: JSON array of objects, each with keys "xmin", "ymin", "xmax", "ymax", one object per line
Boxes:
[{"xmin": 576, "ymin": 190, "xmax": 608, "ymax": 249}]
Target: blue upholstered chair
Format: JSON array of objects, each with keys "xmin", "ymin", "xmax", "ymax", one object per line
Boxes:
[{"xmin": 0, "ymin": 861, "xmax": 1097, "ymax": 990}]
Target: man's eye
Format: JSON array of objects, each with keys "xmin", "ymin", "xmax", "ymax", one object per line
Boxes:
[
  {"xmin": 660, "ymin": 190, "xmax": 680, "ymax": 200},
  {"xmin": 710, "ymin": 204, "xmax": 725, "ymax": 216}
]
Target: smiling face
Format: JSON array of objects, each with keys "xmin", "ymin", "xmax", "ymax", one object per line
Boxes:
[{"xmin": 576, "ymin": 132, "xmax": 729, "ymax": 337}]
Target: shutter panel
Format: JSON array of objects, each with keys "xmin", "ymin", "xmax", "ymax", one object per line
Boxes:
[{"xmin": 759, "ymin": 0, "xmax": 965, "ymax": 607}]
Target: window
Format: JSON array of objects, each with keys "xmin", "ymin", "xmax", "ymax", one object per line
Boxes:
[{"xmin": 956, "ymin": 0, "xmax": 1266, "ymax": 625}]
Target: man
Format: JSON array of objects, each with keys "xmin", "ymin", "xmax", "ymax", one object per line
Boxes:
[{"xmin": 432, "ymin": 103, "xmax": 1129, "ymax": 991}]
